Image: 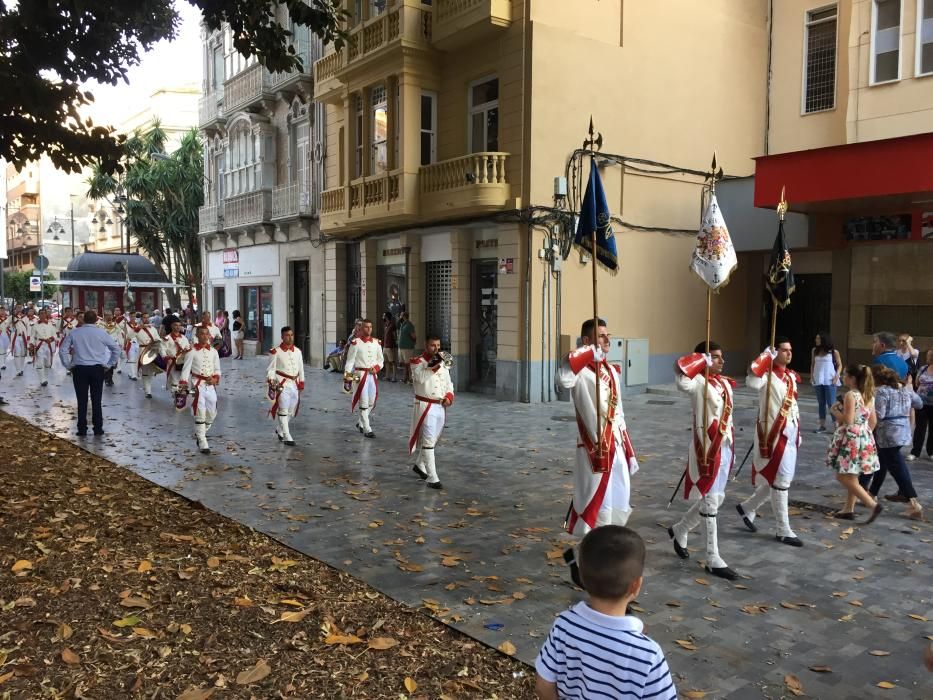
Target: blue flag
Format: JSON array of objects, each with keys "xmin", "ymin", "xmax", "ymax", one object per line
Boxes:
[{"xmin": 574, "ymin": 160, "xmax": 618, "ymax": 272}]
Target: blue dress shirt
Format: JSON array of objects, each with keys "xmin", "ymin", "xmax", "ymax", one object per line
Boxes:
[
  {"xmin": 58, "ymin": 325, "xmax": 122, "ymax": 369},
  {"xmin": 875, "ymin": 350, "xmax": 908, "ymax": 380}
]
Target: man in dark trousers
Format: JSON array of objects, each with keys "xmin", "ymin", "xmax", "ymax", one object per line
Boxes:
[{"xmin": 58, "ymin": 310, "xmax": 121, "ymax": 436}]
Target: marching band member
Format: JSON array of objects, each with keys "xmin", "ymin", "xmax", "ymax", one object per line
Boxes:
[
  {"xmin": 736, "ymin": 337, "xmax": 804, "ymax": 548},
  {"xmin": 161, "ymin": 318, "xmax": 192, "ymax": 394},
  {"xmin": 117, "ymin": 308, "xmax": 140, "ymax": 381},
  {"xmin": 197, "ymin": 311, "xmax": 222, "ymax": 347},
  {"xmin": 111, "ymin": 307, "xmax": 130, "ymax": 375},
  {"xmin": 100, "ymin": 312, "xmax": 123, "ymax": 385},
  {"xmin": 178, "ymin": 325, "xmax": 221, "ymax": 454},
  {"xmin": 11, "ymin": 307, "xmax": 35, "ymax": 376},
  {"xmin": 134, "ymin": 312, "xmax": 163, "ymax": 398},
  {"xmin": 0, "ymin": 307, "xmax": 11, "ymax": 369},
  {"xmin": 556, "ymin": 318, "xmax": 639, "ymax": 587},
  {"xmin": 668, "ymin": 341, "xmax": 739, "ymax": 580},
  {"xmin": 408, "ymin": 335, "xmax": 454, "ymax": 490},
  {"xmin": 266, "ymin": 326, "xmax": 305, "ymax": 446},
  {"xmin": 343, "ymin": 318, "xmax": 383, "ymax": 438},
  {"xmin": 30, "ymin": 308, "xmax": 58, "ymax": 387}
]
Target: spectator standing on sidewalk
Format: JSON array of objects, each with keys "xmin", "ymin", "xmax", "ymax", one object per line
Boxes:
[
  {"xmin": 382, "ymin": 312, "xmax": 398, "ymax": 382},
  {"xmin": 910, "ymin": 349, "xmax": 933, "ymax": 463},
  {"xmin": 811, "ymin": 331, "xmax": 842, "ymax": 433},
  {"xmin": 873, "ymin": 332, "xmax": 909, "ymax": 382},
  {"xmin": 896, "ymin": 333, "xmax": 920, "ymax": 385},
  {"xmin": 397, "ymin": 311, "xmax": 416, "ymax": 383},
  {"xmin": 58, "ymin": 310, "xmax": 121, "ymax": 437}
]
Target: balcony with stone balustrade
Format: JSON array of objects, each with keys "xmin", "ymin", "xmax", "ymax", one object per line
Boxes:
[
  {"xmin": 223, "ymin": 63, "xmax": 275, "ymax": 115},
  {"xmin": 432, "ymin": 0, "xmax": 512, "ymax": 51},
  {"xmin": 272, "ymin": 183, "xmax": 315, "ymax": 221},
  {"xmin": 319, "ymin": 152, "xmax": 512, "ymax": 235},
  {"xmin": 222, "ymin": 190, "xmax": 273, "ymax": 230},
  {"xmin": 198, "ymin": 92, "xmax": 225, "ymax": 130},
  {"xmin": 198, "ymin": 203, "xmax": 224, "ymax": 236}
]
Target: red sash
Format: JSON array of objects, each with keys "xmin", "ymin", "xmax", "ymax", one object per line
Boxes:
[
  {"xmin": 756, "ymin": 374, "xmax": 795, "ymax": 458},
  {"xmin": 408, "ymin": 396, "xmax": 444, "ymax": 453},
  {"xmin": 268, "ymin": 371, "xmax": 302, "ymax": 418},
  {"xmin": 350, "ymin": 367, "xmax": 378, "ymax": 412},
  {"xmin": 576, "ymin": 361, "xmax": 618, "ymax": 474}
]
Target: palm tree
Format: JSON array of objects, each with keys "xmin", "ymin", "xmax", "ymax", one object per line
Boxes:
[{"xmin": 87, "ymin": 123, "xmax": 204, "ymax": 308}]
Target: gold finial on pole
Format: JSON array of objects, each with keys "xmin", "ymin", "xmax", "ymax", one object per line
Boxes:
[
  {"xmin": 705, "ymin": 152, "xmax": 724, "ymax": 195},
  {"xmin": 777, "ymin": 186, "xmax": 788, "ymax": 221}
]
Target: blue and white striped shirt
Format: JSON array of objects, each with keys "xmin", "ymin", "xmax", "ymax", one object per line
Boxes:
[{"xmin": 535, "ymin": 602, "xmax": 677, "ymax": 700}]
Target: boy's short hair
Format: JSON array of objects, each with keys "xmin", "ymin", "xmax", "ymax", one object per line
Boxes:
[{"xmin": 579, "ymin": 525, "xmax": 645, "ymax": 599}]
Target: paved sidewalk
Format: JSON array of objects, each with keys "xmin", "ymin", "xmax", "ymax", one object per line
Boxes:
[{"xmin": 2, "ymin": 357, "xmax": 931, "ymax": 698}]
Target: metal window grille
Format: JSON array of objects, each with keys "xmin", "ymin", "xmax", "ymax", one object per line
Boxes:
[
  {"xmin": 804, "ymin": 6, "xmax": 837, "ymax": 113},
  {"xmin": 425, "ymin": 261, "xmax": 451, "ymax": 351}
]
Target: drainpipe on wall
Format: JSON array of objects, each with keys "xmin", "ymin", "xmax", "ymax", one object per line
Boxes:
[
  {"xmin": 764, "ymin": 0, "xmax": 773, "ymax": 156},
  {"xmin": 521, "ymin": 0, "xmax": 532, "ymax": 403}
]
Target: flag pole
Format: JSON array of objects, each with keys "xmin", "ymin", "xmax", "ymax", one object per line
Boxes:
[
  {"xmin": 701, "ymin": 153, "xmax": 722, "ymax": 462},
  {"xmin": 763, "ymin": 187, "xmax": 787, "ymax": 450},
  {"xmin": 585, "ymin": 117, "xmax": 604, "ymax": 461}
]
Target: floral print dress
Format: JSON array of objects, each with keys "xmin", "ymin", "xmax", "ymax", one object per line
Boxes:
[{"xmin": 826, "ymin": 391, "xmax": 880, "ymax": 475}]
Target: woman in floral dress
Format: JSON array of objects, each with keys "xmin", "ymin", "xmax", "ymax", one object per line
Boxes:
[{"xmin": 827, "ymin": 364, "xmax": 882, "ymax": 523}]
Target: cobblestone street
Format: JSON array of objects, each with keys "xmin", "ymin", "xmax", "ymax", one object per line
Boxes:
[{"xmin": 3, "ymin": 356, "xmax": 931, "ymax": 698}]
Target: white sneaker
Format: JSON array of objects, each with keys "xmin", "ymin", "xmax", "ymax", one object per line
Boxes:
[{"xmin": 907, "ymin": 454, "xmax": 917, "ymax": 461}]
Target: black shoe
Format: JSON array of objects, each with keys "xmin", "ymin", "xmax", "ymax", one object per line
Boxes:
[
  {"xmin": 76, "ymin": 430, "xmax": 87, "ymax": 437},
  {"xmin": 705, "ymin": 565, "xmax": 740, "ymax": 581},
  {"xmin": 200, "ymin": 447, "xmax": 211, "ymax": 454},
  {"xmin": 668, "ymin": 527, "xmax": 689, "ymax": 560},
  {"xmin": 427, "ymin": 481, "xmax": 443, "ymax": 490},
  {"xmin": 562, "ymin": 548, "xmax": 584, "ymax": 589},
  {"xmin": 883, "ymin": 493, "xmax": 909, "ymax": 503},
  {"xmin": 864, "ymin": 503, "xmax": 883, "ymax": 525},
  {"xmin": 357, "ymin": 424, "xmax": 364, "ymax": 434},
  {"xmin": 284, "ymin": 440, "xmax": 296, "ymax": 446},
  {"xmin": 40, "ymin": 381, "xmax": 47, "ymax": 387},
  {"xmin": 93, "ymin": 430, "xmax": 104, "ymax": 436},
  {"xmin": 276, "ymin": 431, "xmax": 284, "ymax": 442},
  {"xmin": 775, "ymin": 535, "xmax": 803, "ymax": 547},
  {"xmin": 146, "ymin": 394, "xmax": 152, "ymax": 399},
  {"xmin": 737, "ymin": 504, "xmax": 757, "ymax": 533},
  {"xmin": 832, "ymin": 511, "xmax": 856, "ymax": 520},
  {"xmin": 412, "ymin": 464, "xmax": 428, "ymax": 480},
  {"xmin": 0, "ymin": 397, "xmax": 8, "ymax": 405},
  {"xmin": 130, "ymin": 377, "xmax": 137, "ymax": 381},
  {"xmin": 365, "ymin": 431, "xmax": 375, "ymax": 438}
]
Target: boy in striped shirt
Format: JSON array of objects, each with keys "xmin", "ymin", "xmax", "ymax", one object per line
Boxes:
[{"xmin": 535, "ymin": 526, "xmax": 677, "ymax": 700}]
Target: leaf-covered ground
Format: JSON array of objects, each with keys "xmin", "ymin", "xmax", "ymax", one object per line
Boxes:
[{"xmin": 0, "ymin": 412, "xmax": 535, "ymax": 699}]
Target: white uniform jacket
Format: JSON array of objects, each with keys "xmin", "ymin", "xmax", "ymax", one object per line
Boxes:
[
  {"xmin": 179, "ymin": 343, "xmax": 221, "ymax": 415},
  {"xmin": 747, "ymin": 353, "xmax": 801, "ymax": 487},
  {"xmin": 344, "ymin": 336, "xmax": 384, "ymax": 411},
  {"xmin": 556, "ymin": 345, "xmax": 639, "ymax": 536},
  {"xmin": 408, "ymin": 352, "xmax": 455, "ymax": 453}
]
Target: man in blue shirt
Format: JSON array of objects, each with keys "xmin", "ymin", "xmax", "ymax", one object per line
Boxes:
[
  {"xmin": 58, "ymin": 310, "xmax": 121, "ymax": 436},
  {"xmin": 873, "ymin": 331, "xmax": 909, "ymax": 382}
]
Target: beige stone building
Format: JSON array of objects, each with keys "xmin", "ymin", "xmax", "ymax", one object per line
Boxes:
[
  {"xmin": 313, "ymin": 0, "xmax": 769, "ymax": 399},
  {"xmin": 198, "ymin": 12, "xmax": 325, "ymax": 359},
  {"xmin": 721, "ymin": 0, "xmax": 933, "ymax": 370}
]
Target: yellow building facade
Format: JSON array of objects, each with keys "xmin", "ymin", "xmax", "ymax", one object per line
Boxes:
[{"xmin": 315, "ymin": 0, "xmax": 770, "ymax": 400}]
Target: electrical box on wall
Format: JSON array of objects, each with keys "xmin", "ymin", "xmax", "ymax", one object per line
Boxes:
[
  {"xmin": 607, "ymin": 338, "xmax": 625, "ymax": 364},
  {"xmin": 624, "ymin": 338, "xmax": 649, "ymax": 386},
  {"xmin": 554, "ymin": 176, "xmax": 568, "ymax": 197}
]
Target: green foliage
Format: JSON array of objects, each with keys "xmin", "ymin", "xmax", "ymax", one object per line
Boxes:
[
  {"xmin": 87, "ymin": 124, "xmax": 204, "ymax": 308},
  {"xmin": 0, "ymin": 1, "xmax": 343, "ymax": 173},
  {"xmin": 2, "ymin": 270, "xmax": 55, "ymax": 303}
]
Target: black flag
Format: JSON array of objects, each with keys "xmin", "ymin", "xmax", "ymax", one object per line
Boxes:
[{"xmin": 767, "ymin": 219, "xmax": 795, "ymax": 308}]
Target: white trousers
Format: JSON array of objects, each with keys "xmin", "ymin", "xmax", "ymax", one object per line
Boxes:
[
  {"xmin": 412, "ymin": 403, "xmax": 446, "ymax": 483},
  {"xmin": 34, "ymin": 343, "xmax": 53, "ymax": 384},
  {"xmin": 193, "ymin": 384, "xmax": 218, "ymax": 450},
  {"xmin": 276, "ymin": 382, "xmax": 300, "ymax": 442},
  {"xmin": 12, "ymin": 335, "xmax": 27, "ymax": 372},
  {"xmin": 124, "ymin": 341, "xmax": 138, "ymax": 379},
  {"xmin": 0, "ymin": 333, "xmax": 9, "ymax": 366},
  {"xmin": 355, "ymin": 374, "xmax": 377, "ymax": 432}
]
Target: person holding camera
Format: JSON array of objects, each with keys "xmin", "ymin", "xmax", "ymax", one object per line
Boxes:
[
  {"xmin": 58, "ymin": 310, "xmax": 121, "ymax": 436},
  {"xmin": 408, "ymin": 335, "xmax": 454, "ymax": 490}
]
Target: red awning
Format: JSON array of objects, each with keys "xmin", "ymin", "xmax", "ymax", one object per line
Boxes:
[{"xmin": 754, "ymin": 132, "xmax": 933, "ymax": 213}]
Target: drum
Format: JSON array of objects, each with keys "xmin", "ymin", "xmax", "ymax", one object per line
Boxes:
[{"xmin": 153, "ymin": 355, "xmax": 168, "ymax": 371}]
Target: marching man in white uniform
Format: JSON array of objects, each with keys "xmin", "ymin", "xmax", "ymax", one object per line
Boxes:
[
  {"xmin": 343, "ymin": 318, "xmax": 384, "ymax": 438},
  {"xmin": 736, "ymin": 336, "xmax": 804, "ymax": 547},
  {"xmin": 668, "ymin": 341, "xmax": 739, "ymax": 580},
  {"xmin": 197, "ymin": 311, "xmax": 222, "ymax": 347},
  {"xmin": 408, "ymin": 335, "xmax": 454, "ymax": 491},
  {"xmin": 116, "ymin": 309, "xmax": 140, "ymax": 381},
  {"xmin": 178, "ymin": 326, "xmax": 222, "ymax": 454},
  {"xmin": 30, "ymin": 308, "xmax": 58, "ymax": 387},
  {"xmin": 134, "ymin": 312, "xmax": 163, "ymax": 398},
  {"xmin": 266, "ymin": 326, "xmax": 305, "ymax": 446},
  {"xmin": 556, "ymin": 318, "xmax": 639, "ymax": 586},
  {"xmin": 0, "ymin": 308, "xmax": 11, "ymax": 369},
  {"xmin": 161, "ymin": 318, "xmax": 192, "ymax": 393},
  {"xmin": 11, "ymin": 308, "xmax": 35, "ymax": 376}
]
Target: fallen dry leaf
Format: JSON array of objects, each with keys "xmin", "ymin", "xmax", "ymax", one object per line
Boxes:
[
  {"xmin": 784, "ymin": 673, "xmax": 804, "ymax": 696},
  {"xmin": 57, "ymin": 623, "xmax": 73, "ymax": 640},
  {"xmin": 176, "ymin": 687, "xmax": 215, "ymax": 700},
  {"xmin": 780, "ymin": 601, "xmax": 800, "ymax": 610},
  {"xmin": 112, "ymin": 615, "xmax": 141, "ymax": 628},
  {"xmin": 0, "ymin": 671, "xmax": 13, "ymax": 685},
  {"xmin": 132, "ymin": 627, "xmax": 157, "ymax": 638},
  {"xmin": 324, "ymin": 633, "xmax": 364, "ymax": 646},
  {"xmin": 276, "ymin": 609, "xmax": 309, "ymax": 624},
  {"xmin": 235, "ymin": 659, "xmax": 271, "ymax": 685},
  {"xmin": 367, "ymin": 637, "xmax": 398, "ymax": 650},
  {"xmin": 675, "ymin": 639, "xmax": 697, "ymax": 651},
  {"xmin": 120, "ymin": 596, "xmax": 151, "ymax": 609},
  {"xmin": 61, "ymin": 648, "xmax": 80, "ymax": 665},
  {"xmin": 11, "ymin": 559, "xmax": 32, "ymax": 573},
  {"xmin": 809, "ymin": 665, "xmax": 832, "ymax": 673},
  {"xmin": 404, "ymin": 677, "xmax": 418, "ymax": 693},
  {"xmin": 498, "ymin": 640, "xmax": 517, "ymax": 656},
  {"xmin": 869, "ymin": 650, "xmax": 891, "ymax": 656},
  {"xmin": 907, "ymin": 613, "xmax": 928, "ymax": 621},
  {"xmin": 206, "ymin": 556, "xmax": 221, "ymax": 568},
  {"xmin": 682, "ymin": 692, "xmax": 709, "ymax": 699},
  {"xmin": 137, "ymin": 560, "xmax": 152, "ymax": 573},
  {"xmin": 876, "ymin": 681, "xmax": 896, "ymax": 689}
]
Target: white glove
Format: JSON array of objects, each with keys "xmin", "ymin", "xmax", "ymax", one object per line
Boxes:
[
  {"xmin": 703, "ymin": 353, "xmax": 713, "ymax": 367},
  {"xmin": 592, "ymin": 345, "xmax": 606, "ymax": 361},
  {"xmin": 763, "ymin": 346, "xmax": 778, "ymax": 359}
]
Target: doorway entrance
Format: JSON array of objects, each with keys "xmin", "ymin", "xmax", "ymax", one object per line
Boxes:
[
  {"xmin": 470, "ymin": 259, "xmax": 498, "ymax": 388},
  {"xmin": 290, "ymin": 260, "xmax": 310, "ymax": 357},
  {"xmin": 240, "ymin": 285, "xmax": 274, "ymax": 353},
  {"xmin": 770, "ymin": 273, "xmax": 832, "ymax": 374}
]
